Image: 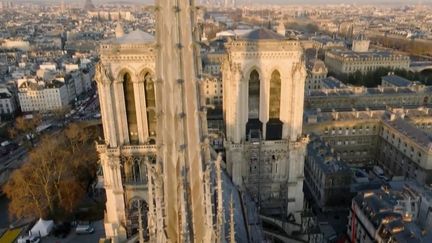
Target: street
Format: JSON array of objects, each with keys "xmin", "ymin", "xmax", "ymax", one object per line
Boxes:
[
  {"xmin": 0, "ymin": 196, "xmax": 10, "ymax": 229},
  {"xmin": 43, "ymin": 221, "xmax": 105, "ymax": 243}
]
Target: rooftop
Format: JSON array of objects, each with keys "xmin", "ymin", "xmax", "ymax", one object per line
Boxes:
[
  {"xmin": 110, "ymin": 30, "xmax": 154, "ymax": 45},
  {"xmin": 327, "ymin": 49, "xmax": 409, "ymax": 60},
  {"xmin": 307, "ymin": 134, "xmax": 351, "ymax": 174},
  {"xmin": 382, "ymin": 75, "xmax": 412, "ymax": 87},
  {"xmin": 238, "ymin": 28, "xmax": 285, "ymax": 41},
  {"xmin": 384, "ymin": 117, "xmax": 432, "ymax": 150}
]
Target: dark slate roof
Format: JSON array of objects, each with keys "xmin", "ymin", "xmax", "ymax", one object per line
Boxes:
[
  {"xmin": 382, "ymin": 75, "xmax": 412, "ymax": 87},
  {"xmin": 239, "ymin": 28, "xmax": 285, "ymax": 40}
]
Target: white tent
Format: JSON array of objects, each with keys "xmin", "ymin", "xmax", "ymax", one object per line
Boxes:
[{"xmin": 30, "ymin": 218, "xmax": 54, "ymax": 237}]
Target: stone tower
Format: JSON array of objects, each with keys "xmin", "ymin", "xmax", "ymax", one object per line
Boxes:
[
  {"xmin": 95, "ymin": 0, "xmax": 224, "ymax": 242},
  {"xmin": 95, "ymin": 29, "xmax": 158, "ymax": 242},
  {"xmin": 222, "ymin": 28, "xmax": 309, "ymax": 229}
]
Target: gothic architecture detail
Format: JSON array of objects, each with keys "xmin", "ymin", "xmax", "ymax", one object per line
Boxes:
[
  {"xmin": 222, "ymin": 28, "xmax": 309, "ymax": 228},
  {"xmin": 95, "ymin": 0, "xmax": 228, "ymax": 242}
]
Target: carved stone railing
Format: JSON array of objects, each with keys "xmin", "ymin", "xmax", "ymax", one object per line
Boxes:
[{"xmin": 97, "ymin": 143, "xmax": 157, "ymax": 155}]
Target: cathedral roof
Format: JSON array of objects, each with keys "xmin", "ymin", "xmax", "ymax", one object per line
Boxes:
[
  {"xmin": 239, "ymin": 28, "xmax": 285, "ymax": 41},
  {"xmin": 112, "ymin": 30, "xmax": 154, "ymax": 44}
]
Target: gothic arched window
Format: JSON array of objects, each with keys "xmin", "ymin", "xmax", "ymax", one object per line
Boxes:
[
  {"xmin": 123, "ymin": 73, "xmax": 139, "ymax": 144},
  {"xmin": 126, "ymin": 199, "xmax": 148, "ymax": 239},
  {"xmin": 144, "ymin": 73, "xmax": 157, "ymax": 139},
  {"xmin": 246, "ymin": 70, "xmax": 263, "ymax": 139},
  {"xmin": 269, "ymin": 70, "xmax": 281, "ymax": 119},
  {"xmin": 248, "ymin": 70, "xmax": 260, "ymax": 119}
]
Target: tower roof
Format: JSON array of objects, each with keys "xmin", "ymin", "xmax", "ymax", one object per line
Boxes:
[
  {"xmin": 83, "ymin": 0, "xmax": 95, "ymax": 11},
  {"xmin": 239, "ymin": 28, "xmax": 285, "ymax": 41},
  {"xmin": 112, "ymin": 30, "xmax": 155, "ymax": 44}
]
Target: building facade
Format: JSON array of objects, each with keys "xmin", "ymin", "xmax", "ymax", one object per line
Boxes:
[
  {"xmin": 324, "ymin": 49, "xmax": 410, "ymax": 75},
  {"xmin": 305, "ymin": 59, "xmax": 328, "ymax": 93},
  {"xmin": 17, "ymin": 78, "xmax": 69, "ymax": 112},
  {"xmin": 304, "ymin": 135, "xmax": 352, "ymax": 211},
  {"xmin": 306, "ymin": 79, "xmax": 432, "ymax": 111},
  {"xmin": 0, "ymin": 86, "xmax": 17, "ymax": 117},
  {"xmin": 222, "ymin": 28, "xmax": 309, "ymax": 225},
  {"xmin": 304, "ymin": 107, "xmax": 432, "ymax": 184}
]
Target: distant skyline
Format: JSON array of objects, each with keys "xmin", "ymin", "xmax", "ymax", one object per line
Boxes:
[{"xmin": 7, "ymin": 0, "xmax": 432, "ymax": 5}]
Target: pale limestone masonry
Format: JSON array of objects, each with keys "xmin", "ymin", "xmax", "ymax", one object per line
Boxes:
[
  {"xmin": 222, "ymin": 28, "xmax": 309, "ymax": 226},
  {"xmin": 95, "ymin": 0, "xmax": 227, "ymax": 241},
  {"xmin": 95, "ymin": 30, "xmax": 156, "ymax": 242}
]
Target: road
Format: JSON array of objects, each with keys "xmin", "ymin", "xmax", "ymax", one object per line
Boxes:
[
  {"xmin": 43, "ymin": 221, "xmax": 105, "ymax": 243},
  {"xmin": 0, "ymin": 196, "xmax": 10, "ymax": 229}
]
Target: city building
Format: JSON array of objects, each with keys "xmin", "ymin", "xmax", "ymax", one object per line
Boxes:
[
  {"xmin": 305, "ymin": 75, "xmax": 432, "ymax": 111},
  {"xmin": 324, "ymin": 49, "xmax": 410, "ymax": 75},
  {"xmin": 305, "ymin": 59, "xmax": 328, "ymax": 92},
  {"xmin": 304, "ymin": 106, "xmax": 432, "ymax": 185},
  {"xmin": 347, "ymin": 183, "xmax": 432, "ymax": 243},
  {"xmin": 222, "ymin": 28, "xmax": 309, "ymax": 228},
  {"xmin": 202, "ymin": 76, "xmax": 223, "ymax": 108},
  {"xmin": 17, "ymin": 78, "xmax": 69, "ymax": 112},
  {"xmin": 0, "ymin": 85, "xmax": 17, "ymax": 117},
  {"xmin": 304, "ymin": 135, "xmax": 352, "ymax": 211}
]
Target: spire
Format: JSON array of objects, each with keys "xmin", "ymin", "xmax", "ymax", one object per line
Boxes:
[
  {"xmin": 277, "ymin": 22, "xmax": 286, "ymax": 36},
  {"xmin": 83, "ymin": 0, "xmax": 95, "ymax": 11},
  {"xmin": 115, "ymin": 22, "xmax": 125, "ymax": 38},
  {"xmin": 229, "ymin": 194, "xmax": 236, "ymax": 243},
  {"xmin": 152, "ymin": 0, "xmax": 217, "ymax": 241},
  {"xmin": 215, "ymin": 153, "xmax": 224, "ymax": 242}
]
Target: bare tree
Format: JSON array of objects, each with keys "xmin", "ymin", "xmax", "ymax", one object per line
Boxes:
[
  {"xmin": 8, "ymin": 113, "xmax": 42, "ymax": 147},
  {"xmin": 4, "ymin": 122, "xmax": 99, "ymax": 220}
]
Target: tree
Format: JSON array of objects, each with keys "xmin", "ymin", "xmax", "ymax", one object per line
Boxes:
[
  {"xmin": 52, "ymin": 106, "xmax": 71, "ymax": 127},
  {"xmin": 4, "ymin": 123, "xmax": 99, "ymax": 220},
  {"xmin": 8, "ymin": 114, "xmax": 42, "ymax": 147}
]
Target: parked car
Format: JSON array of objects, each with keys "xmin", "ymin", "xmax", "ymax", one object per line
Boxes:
[
  {"xmin": 17, "ymin": 235, "xmax": 40, "ymax": 243},
  {"xmin": 76, "ymin": 224, "xmax": 95, "ymax": 234}
]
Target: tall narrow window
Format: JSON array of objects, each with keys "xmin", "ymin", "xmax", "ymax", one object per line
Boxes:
[
  {"xmin": 266, "ymin": 70, "xmax": 283, "ymax": 140},
  {"xmin": 269, "ymin": 70, "xmax": 281, "ymax": 119},
  {"xmin": 144, "ymin": 73, "xmax": 156, "ymax": 141},
  {"xmin": 123, "ymin": 73, "xmax": 138, "ymax": 144},
  {"xmin": 248, "ymin": 70, "xmax": 260, "ymax": 119},
  {"xmin": 246, "ymin": 70, "xmax": 262, "ymax": 140}
]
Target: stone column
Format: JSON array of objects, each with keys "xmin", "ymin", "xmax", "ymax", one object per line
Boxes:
[
  {"xmin": 114, "ymin": 81, "xmax": 129, "ymax": 144},
  {"xmin": 101, "ymin": 154, "xmax": 127, "ymax": 242},
  {"xmin": 133, "ymin": 78, "xmax": 148, "ymax": 143},
  {"xmin": 104, "ymin": 84, "xmax": 119, "ymax": 147}
]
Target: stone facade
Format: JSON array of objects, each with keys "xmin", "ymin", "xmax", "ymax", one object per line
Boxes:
[
  {"xmin": 222, "ymin": 29, "xmax": 308, "ymax": 224},
  {"xmin": 95, "ymin": 30, "xmax": 157, "ymax": 242}
]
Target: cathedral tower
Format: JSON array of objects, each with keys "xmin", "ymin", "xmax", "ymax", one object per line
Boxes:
[
  {"xmin": 223, "ymin": 29, "xmax": 309, "ymax": 228},
  {"xmin": 95, "ymin": 29, "xmax": 157, "ymax": 242}
]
